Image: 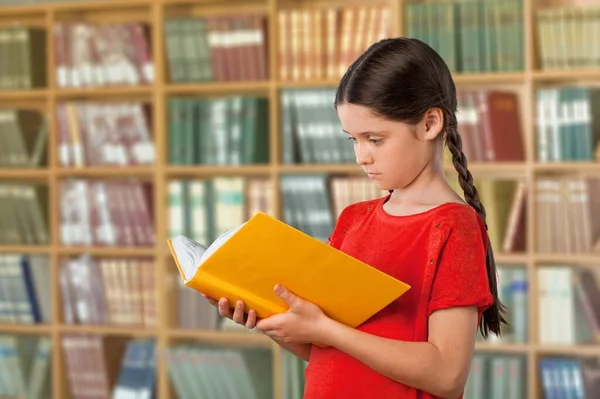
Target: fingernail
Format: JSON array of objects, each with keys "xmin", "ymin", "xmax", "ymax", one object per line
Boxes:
[{"xmin": 274, "ymin": 284, "xmax": 282, "ymax": 293}]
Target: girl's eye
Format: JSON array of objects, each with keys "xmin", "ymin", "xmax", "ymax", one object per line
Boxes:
[
  {"xmin": 347, "ymin": 136, "xmax": 357, "ymax": 142},
  {"xmin": 369, "ymin": 139, "xmax": 383, "ymax": 145}
]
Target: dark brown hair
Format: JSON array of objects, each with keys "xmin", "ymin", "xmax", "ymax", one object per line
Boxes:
[{"xmin": 334, "ymin": 37, "xmax": 507, "ymax": 338}]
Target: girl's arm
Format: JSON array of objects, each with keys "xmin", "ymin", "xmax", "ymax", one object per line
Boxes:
[
  {"xmin": 268, "ymin": 339, "xmax": 311, "ymax": 362},
  {"xmin": 320, "ymin": 306, "xmax": 478, "ymax": 399}
]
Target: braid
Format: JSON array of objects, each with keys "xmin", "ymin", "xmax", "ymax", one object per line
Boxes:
[
  {"xmin": 444, "ymin": 120, "xmax": 485, "ymax": 219},
  {"xmin": 445, "ymin": 116, "xmax": 508, "ymax": 338}
]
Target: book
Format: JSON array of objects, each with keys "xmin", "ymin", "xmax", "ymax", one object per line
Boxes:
[{"xmin": 168, "ymin": 211, "xmax": 411, "ymax": 329}]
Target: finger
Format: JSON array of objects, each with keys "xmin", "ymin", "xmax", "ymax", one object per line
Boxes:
[
  {"xmin": 232, "ymin": 300, "xmax": 246, "ymax": 324},
  {"xmin": 245, "ymin": 309, "xmax": 257, "ymax": 329},
  {"xmin": 256, "ymin": 317, "xmax": 276, "ymax": 332},
  {"xmin": 205, "ymin": 296, "xmax": 218, "ymax": 306},
  {"xmin": 274, "ymin": 284, "xmax": 298, "ymax": 307},
  {"xmin": 218, "ymin": 298, "xmax": 232, "ymax": 318}
]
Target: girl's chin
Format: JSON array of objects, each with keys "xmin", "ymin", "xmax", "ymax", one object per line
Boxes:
[{"xmin": 372, "ymin": 181, "xmax": 390, "ymax": 191}]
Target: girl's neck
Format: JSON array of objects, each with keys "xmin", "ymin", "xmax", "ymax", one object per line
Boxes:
[{"xmin": 387, "ymin": 148, "xmax": 463, "ymax": 209}]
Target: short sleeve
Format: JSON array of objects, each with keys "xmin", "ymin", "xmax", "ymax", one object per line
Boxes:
[
  {"xmin": 327, "ymin": 211, "xmax": 347, "ymax": 248},
  {"xmin": 326, "ymin": 203, "xmax": 360, "ymax": 249},
  {"xmin": 427, "ymin": 215, "xmax": 494, "ymax": 319}
]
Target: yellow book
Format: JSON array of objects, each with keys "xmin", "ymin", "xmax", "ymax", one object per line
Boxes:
[{"xmin": 168, "ymin": 212, "xmax": 411, "ymax": 329}]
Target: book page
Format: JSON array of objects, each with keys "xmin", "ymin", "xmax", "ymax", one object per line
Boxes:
[
  {"xmin": 199, "ymin": 224, "xmax": 245, "ymax": 265},
  {"xmin": 171, "ymin": 235, "xmax": 207, "ymax": 281}
]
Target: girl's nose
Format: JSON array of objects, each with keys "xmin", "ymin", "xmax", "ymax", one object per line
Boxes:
[{"xmin": 355, "ymin": 145, "xmax": 373, "ymax": 166}]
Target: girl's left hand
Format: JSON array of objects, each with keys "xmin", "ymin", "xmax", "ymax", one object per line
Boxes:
[{"xmin": 256, "ymin": 284, "xmax": 329, "ymax": 344}]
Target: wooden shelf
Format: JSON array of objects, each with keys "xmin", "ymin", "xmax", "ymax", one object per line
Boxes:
[
  {"xmin": 453, "ymin": 72, "xmax": 526, "ymax": 85},
  {"xmin": 476, "ymin": 343, "xmax": 600, "ymax": 356},
  {"xmin": 52, "ymin": 0, "xmax": 151, "ymax": 11},
  {"xmin": 0, "ymin": 169, "xmax": 50, "ymax": 180},
  {"xmin": 57, "ymin": 166, "xmax": 156, "ymax": 177},
  {"xmin": 168, "ymin": 329, "xmax": 274, "ymax": 348},
  {"xmin": 0, "ymin": 324, "xmax": 52, "ymax": 334},
  {"xmin": 167, "ymin": 165, "xmax": 273, "ymax": 177},
  {"xmin": 163, "ymin": 0, "xmax": 269, "ymax": 14},
  {"xmin": 55, "ymin": 85, "xmax": 153, "ymax": 99},
  {"xmin": 534, "ymin": 162, "xmax": 600, "ymax": 174},
  {"xmin": 277, "ymin": 80, "xmax": 341, "ymax": 88},
  {"xmin": 58, "ymin": 246, "xmax": 156, "ymax": 257},
  {"xmin": 0, "ymin": 245, "xmax": 51, "ymax": 254},
  {"xmin": 60, "ymin": 324, "xmax": 157, "ymax": 337},
  {"xmin": 166, "ymin": 81, "xmax": 271, "ymax": 95},
  {"xmin": 495, "ymin": 253, "xmax": 529, "ymax": 264},
  {"xmin": 279, "ymin": 164, "xmax": 362, "ymax": 174},
  {"xmin": 0, "ymin": 89, "xmax": 48, "ymax": 100},
  {"xmin": 444, "ymin": 162, "xmax": 528, "ymax": 177},
  {"xmin": 0, "ymin": 3, "xmax": 49, "ymax": 15},
  {"xmin": 475, "ymin": 342, "xmax": 530, "ymax": 354},
  {"xmin": 533, "ymin": 69, "xmax": 600, "ymax": 82},
  {"xmin": 536, "ymin": 344, "xmax": 600, "ymax": 356},
  {"xmin": 534, "ymin": 254, "xmax": 600, "ymax": 264}
]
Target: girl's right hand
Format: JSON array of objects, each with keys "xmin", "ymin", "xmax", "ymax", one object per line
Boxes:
[{"xmin": 202, "ymin": 294, "xmax": 258, "ymax": 329}]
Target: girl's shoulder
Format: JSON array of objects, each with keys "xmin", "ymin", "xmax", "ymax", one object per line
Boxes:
[
  {"xmin": 435, "ymin": 202, "xmax": 486, "ymax": 232},
  {"xmin": 433, "ymin": 203, "xmax": 489, "ymax": 257},
  {"xmin": 327, "ymin": 196, "xmax": 386, "ymax": 243},
  {"xmin": 337, "ymin": 196, "xmax": 387, "ymax": 220}
]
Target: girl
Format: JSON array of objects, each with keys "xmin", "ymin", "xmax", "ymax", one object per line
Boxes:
[{"xmin": 204, "ymin": 37, "xmax": 506, "ymax": 399}]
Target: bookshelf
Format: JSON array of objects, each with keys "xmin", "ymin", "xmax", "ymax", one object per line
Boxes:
[{"xmin": 0, "ymin": 0, "xmax": 598, "ymax": 398}]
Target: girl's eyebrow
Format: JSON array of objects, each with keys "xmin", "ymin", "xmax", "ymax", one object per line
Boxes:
[{"xmin": 342, "ymin": 130, "xmax": 385, "ymax": 136}]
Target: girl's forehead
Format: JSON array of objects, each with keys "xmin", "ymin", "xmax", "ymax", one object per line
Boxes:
[{"xmin": 337, "ymin": 103, "xmax": 383, "ymax": 123}]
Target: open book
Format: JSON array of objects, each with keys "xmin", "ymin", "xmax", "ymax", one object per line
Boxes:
[{"xmin": 168, "ymin": 212, "xmax": 411, "ymax": 329}]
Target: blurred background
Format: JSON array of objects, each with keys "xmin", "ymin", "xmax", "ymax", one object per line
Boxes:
[{"xmin": 0, "ymin": 0, "xmax": 598, "ymax": 398}]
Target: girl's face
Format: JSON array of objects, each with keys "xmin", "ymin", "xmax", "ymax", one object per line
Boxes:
[{"xmin": 336, "ymin": 103, "xmax": 442, "ymax": 191}]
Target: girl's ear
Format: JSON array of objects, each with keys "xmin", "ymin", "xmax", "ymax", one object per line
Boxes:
[{"xmin": 419, "ymin": 108, "xmax": 445, "ymax": 141}]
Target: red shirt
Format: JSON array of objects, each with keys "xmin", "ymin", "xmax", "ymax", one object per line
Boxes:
[{"xmin": 303, "ymin": 195, "xmax": 494, "ymax": 399}]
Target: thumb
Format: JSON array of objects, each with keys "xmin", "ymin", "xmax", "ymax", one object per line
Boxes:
[{"xmin": 274, "ymin": 284, "xmax": 298, "ymax": 307}]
